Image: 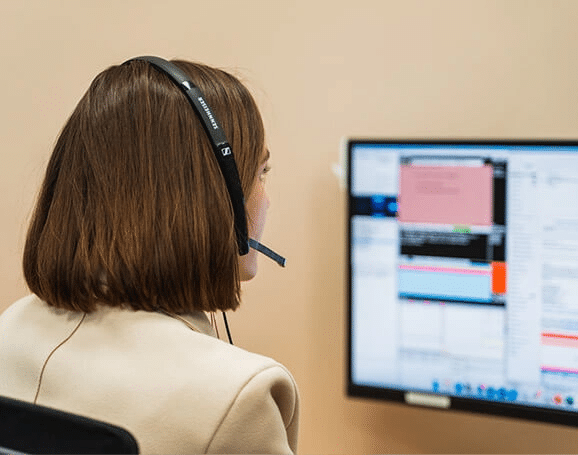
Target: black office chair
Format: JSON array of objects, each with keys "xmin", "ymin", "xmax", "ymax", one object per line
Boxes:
[{"xmin": 0, "ymin": 395, "xmax": 139, "ymax": 454}]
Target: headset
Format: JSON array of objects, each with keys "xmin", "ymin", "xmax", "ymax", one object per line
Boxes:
[{"xmin": 124, "ymin": 56, "xmax": 286, "ymax": 343}]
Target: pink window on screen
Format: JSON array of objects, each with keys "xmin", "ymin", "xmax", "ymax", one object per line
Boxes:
[{"xmin": 398, "ymin": 165, "xmax": 493, "ymax": 226}]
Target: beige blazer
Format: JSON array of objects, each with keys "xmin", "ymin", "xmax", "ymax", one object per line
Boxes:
[{"xmin": 0, "ymin": 295, "xmax": 299, "ymax": 454}]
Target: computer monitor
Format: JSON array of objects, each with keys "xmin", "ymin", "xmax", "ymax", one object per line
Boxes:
[{"xmin": 347, "ymin": 139, "xmax": 578, "ymax": 426}]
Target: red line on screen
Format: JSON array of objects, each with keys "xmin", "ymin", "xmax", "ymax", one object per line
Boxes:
[
  {"xmin": 398, "ymin": 264, "xmax": 490, "ymax": 275},
  {"xmin": 541, "ymin": 365, "xmax": 578, "ymax": 374},
  {"xmin": 541, "ymin": 333, "xmax": 578, "ymax": 348}
]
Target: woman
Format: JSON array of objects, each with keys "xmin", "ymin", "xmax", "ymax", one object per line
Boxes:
[{"xmin": 0, "ymin": 58, "xmax": 299, "ymax": 454}]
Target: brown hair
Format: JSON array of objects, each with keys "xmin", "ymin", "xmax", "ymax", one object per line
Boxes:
[{"xmin": 23, "ymin": 59, "xmax": 265, "ymax": 313}]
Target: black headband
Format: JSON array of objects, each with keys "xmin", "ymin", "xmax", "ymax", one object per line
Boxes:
[{"xmin": 124, "ymin": 56, "xmax": 250, "ymax": 255}]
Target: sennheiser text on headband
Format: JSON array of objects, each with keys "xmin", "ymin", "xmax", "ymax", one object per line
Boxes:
[{"xmin": 124, "ymin": 56, "xmax": 286, "ymax": 267}]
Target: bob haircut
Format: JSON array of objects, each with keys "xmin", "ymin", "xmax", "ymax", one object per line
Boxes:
[{"xmin": 23, "ymin": 59, "xmax": 265, "ymax": 314}]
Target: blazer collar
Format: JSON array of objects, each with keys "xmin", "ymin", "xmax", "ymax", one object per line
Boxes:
[{"xmin": 159, "ymin": 309, "xmax": 218, "ymax": 338}]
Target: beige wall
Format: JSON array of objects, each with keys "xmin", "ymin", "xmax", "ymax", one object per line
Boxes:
[{"xmin": 2, "ymin": 0, "xmax": 578, "ymax": 453}]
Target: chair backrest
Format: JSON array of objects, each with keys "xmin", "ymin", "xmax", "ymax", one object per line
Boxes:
[{"xmin": 0, "ymin": 395, "xmax": 139, "ymax": 454}]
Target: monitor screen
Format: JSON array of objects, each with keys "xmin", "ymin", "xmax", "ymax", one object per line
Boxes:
[{"xmin": 347, "ymin": 139, "xmax": 578, "ymax": 426}]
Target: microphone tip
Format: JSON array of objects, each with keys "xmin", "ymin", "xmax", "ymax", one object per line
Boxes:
[{"xmin": 248, "ymin": 238, "xmax": 286, "ymax": 267}]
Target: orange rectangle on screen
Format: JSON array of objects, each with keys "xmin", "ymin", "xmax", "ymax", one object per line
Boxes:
[{"xmin": 491, "ymin": 262, "xmax": 507, "ymax": 294}]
